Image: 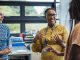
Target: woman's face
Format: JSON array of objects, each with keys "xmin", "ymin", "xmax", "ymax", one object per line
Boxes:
[{"xmin": 46, "ymin": 9, "xmax": 56, "ymax": 27}]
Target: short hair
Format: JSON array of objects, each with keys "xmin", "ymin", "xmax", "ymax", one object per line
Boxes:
[{"xmin": 44, "ymin": 8, "xmax": 56, "ymax": 18}]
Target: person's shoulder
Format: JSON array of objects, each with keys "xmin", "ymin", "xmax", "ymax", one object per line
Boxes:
[
  {"xmin": 55, "ymin": 24, "xmax": 65, "ymax": 29},
  {"xmin": 0, "ymin": 24, "xmax": 7, "ymax": 26},
  {"xmin": 73, "ymin": 22, "xmax": 80, "ymax": 31},
  {"xmin": 0, "ymin": 24, "xmax": 9, "ymax": 30},
  {"xmin": 75, "ymin": 22, "xmax": 80, "ymax": 27},
  {"xmin": 39, "ymin": 27, "xmax": 47, "ymax": 32}
]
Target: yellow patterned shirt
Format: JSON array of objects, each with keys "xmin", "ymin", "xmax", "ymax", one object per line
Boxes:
[{"xmin": 32, "ymin": 24, "xmax": 68, "ymax": 60}]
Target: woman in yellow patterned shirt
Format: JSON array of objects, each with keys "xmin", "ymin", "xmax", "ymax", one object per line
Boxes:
[{"xmin": 32, "ymin": 8, "xmax": 68, "ymax": 60}]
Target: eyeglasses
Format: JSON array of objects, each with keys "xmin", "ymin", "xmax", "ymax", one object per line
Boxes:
[{"xmin": 47, "ymin": 14, "xmax": 56, "ymax": 16}]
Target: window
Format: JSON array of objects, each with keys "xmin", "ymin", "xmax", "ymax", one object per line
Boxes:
[
  {"xmin": 0, "ymin": 6, "xmax": 20, "ymax": 16},
  {"xmin": 2, "ymin": 0, "xmax": 58, "ymax": 2},
  {"xmin": 0, "ymin": 1, "xmax": 61, "ymax": 35},
  {"xmin": 25, "ymin": 23, "xmax": 47, "ymax": 34},
  {"xmin": 25, "ymin": 20, "xmax": 59, "ymax": 34},
  {"xmin": 24, "ymin": 0, "xmax": 54, "ymax": 2},
  {"xmin": 56, "ymin": 3, "xmax": 61, "ymax": 19},
  {"xmin": 25, "ymin": 6, "xmax": 51, "ymax": 16},
  {"xmin": 5, "ymin": 24, "xmax": 20, "ymax": 33}
]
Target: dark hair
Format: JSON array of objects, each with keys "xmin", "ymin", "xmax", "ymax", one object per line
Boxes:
[
  {"xmin": 44, "ymin": 8, "xmax": 56, "ymax": 18},
  {"xmin": 69, "ymin": 0, "xmax": 80, "ymax": 20}
]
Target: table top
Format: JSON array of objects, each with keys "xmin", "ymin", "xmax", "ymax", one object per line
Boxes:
[{"xmin": 8, "ymin": 46, "xmax": 32, "ymax": 56}]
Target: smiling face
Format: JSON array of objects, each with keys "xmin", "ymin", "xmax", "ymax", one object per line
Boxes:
[{"xmin": 45, "ymin": 9, "xmax": 56, "ymax": 27}]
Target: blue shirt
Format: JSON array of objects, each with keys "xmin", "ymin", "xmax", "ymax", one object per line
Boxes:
[{"xmin": 0, "ymin": 24, "xmax": 10, "ymax": 60}]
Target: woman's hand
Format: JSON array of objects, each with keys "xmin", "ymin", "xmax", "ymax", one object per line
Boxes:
[
  {"xmin": 33, "ymin": 31, "xmax": 43, "ymax": 43},
  {"xmin": 42, "ymin": 46, "xmax": 64, "ymax": 56},
  {"xmin": 51, "ymin": 50, "xmax": 64, "ymax": 56},
  {"xmin": 52, "ymin": 35, "xmax": 65, "ymax": 48},
  {"xmin": 48, "ymin": 47, "xmax": 64, "ymax": 56},
  {"xmin": 53, "ymin": 35, "xmax": 63, "ymax": 44},
  {"xmin": 42, "ymin": 46, "xmax": 53, "ymax": 52}
]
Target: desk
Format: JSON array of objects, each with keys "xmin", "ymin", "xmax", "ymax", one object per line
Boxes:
[
  {"xmin": 9, "ymin": 37, "xmax": 32, "ymax": 60},
  {"xmin": 8, "ymin": 46, "xmax": 32, "ymax": 60}
]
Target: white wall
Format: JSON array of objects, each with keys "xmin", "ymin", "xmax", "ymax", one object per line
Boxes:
[{"xmin": 60, "ymin": 0, "xmax": 71, "ymax": 33}]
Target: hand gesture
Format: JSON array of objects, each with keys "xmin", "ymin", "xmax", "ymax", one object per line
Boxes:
[
  {"xmin": 0, "ymin": 48, "xmax": 11, "ymax": 54},
  {"xmin": 52, "ymin": 35, "xmax": 65, "ymax": 48},
  {"xmin": 33, "ymin": 31, "xmax": 43, "ymax": 43},
  {"xmin": 46, "ymin": 46, "xmax": 64, "ymax": 56},
  {"xmin": 45, "ymin": 46, "xmax": 60, "ymax": 55},
  {"xmin": 42, "ymin": 46, "xmax": 53, "ymax": 52},
  {"xmin": 53, "ymin": 35, "xmax": 63, "ymax": 44}
]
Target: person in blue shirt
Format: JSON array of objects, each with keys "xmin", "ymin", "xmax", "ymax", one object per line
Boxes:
[{"xmin": 0, "ymin": 13, "xmax": 11, "ymax": 60}]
